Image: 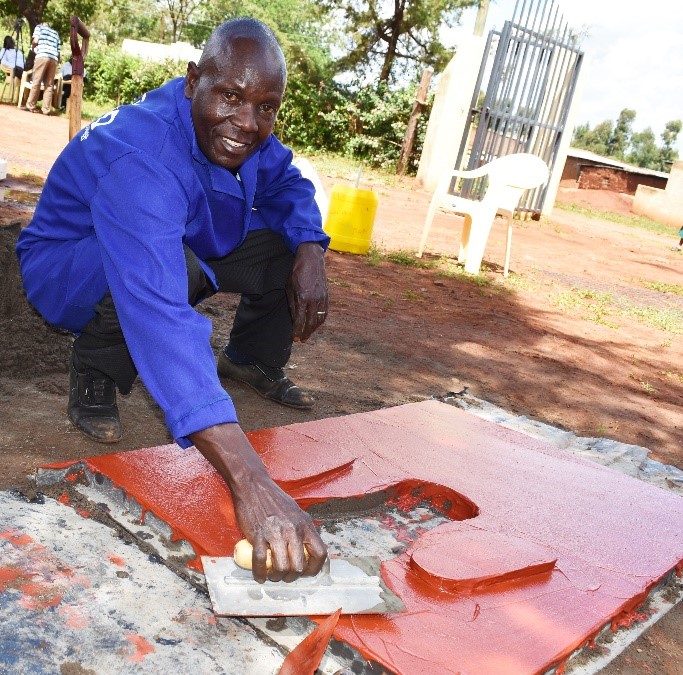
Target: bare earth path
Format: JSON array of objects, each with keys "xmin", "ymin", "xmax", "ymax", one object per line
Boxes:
[{"xmin": 1, "ymin": 103, "xmax": 682, "ymax": 673}]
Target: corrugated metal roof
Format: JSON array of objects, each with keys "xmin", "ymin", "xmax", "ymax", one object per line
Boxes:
[{"xmin": 567, "ymin": 147, "xmax": 669, "ymax": 179}]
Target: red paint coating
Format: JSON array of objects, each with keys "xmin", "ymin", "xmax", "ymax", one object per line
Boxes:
[
  {"xmin": 45, "ymin": 401, "xmax": 683, "ymax": 674},
  {"xmin": 409, "ymin": 525, "xmax": 557, "ymax": 593}
]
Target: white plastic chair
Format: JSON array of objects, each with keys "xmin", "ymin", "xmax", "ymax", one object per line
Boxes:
[
  {"xmin": 292, "ymin": 156, "xmax": 329, "ymax": 223},
  {"xmin": 16, "ymin": 68, "xmax": 63, "ymax": 109},
  {"xmin": 417, "ymin": 153, "xmax": 550, "ymax": 276}
]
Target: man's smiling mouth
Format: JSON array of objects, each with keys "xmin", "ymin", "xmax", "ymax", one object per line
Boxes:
[{"xmin": 222, "ymin": 137, "xmax": 248, "ymax": 149}]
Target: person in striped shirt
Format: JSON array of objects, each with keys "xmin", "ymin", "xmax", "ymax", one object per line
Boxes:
[{"xmin": 22, "ymin": 21, "xmax": 60, "ymax": 115}]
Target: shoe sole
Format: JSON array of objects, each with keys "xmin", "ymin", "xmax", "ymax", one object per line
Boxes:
[{"xmin": 68, "ymin": 414, "xmax": 122, "ymax": 444}]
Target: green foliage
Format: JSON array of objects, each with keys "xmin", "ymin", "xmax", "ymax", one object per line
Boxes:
[
  {"xmin": 626, "ymin": 127, "xmax": 660, "ymax": 170},
  {"xmin": 279, "ymin": 77, "xmax": 431, "ymax": 172},
  {"xmin": 322, "ymin": 0, "xmax": 477, "ymax": 84},
  {"xmin": 89, "ymin": 0, "xmax": 160, "ymax": 44},
  {"xmin": 84, "ymin": 46, "xmax": 186, "ymax": 104},
  {"xmin": 43, "ymin": 0, "xmax": 98, "ymax": 38},
  {"xmin": 572, "ymin": 108, "xmax": 681, "ymax": 172}
]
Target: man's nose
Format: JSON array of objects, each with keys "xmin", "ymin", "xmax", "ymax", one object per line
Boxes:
[{"xmin": 233, "ymin": 104, "xmax": 258, "ymax": 133}]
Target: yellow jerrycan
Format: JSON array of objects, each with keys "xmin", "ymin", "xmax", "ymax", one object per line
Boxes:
[{"xmin": 324, "ymin": 168, "xmax": 378, "ymax": 254}]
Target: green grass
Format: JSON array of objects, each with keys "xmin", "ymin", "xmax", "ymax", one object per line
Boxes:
[
  {"xmin": 550, "ymin": 287, "xmax": 620, "ymax": 328},
  {"xmin": 549, "ymin": 284, "xmax": 683, "ymax": 333},
  {"xmin": 555, "ymin": 202, "xmax": 673, "ymax": 236},
  {"xmin": 624, "ymin": 306, "xmax": 683, "ymax": 333},
  {"xmin": 642, "ymin": 280, "xmax": 683, "ymax": 296},
  {"xmin": 296, "ymin": 150, "xmax": 401, "ymax": 188},
  {"xmin": 80, "ymin": 99, "xmax": 117, "ymax": 121}
]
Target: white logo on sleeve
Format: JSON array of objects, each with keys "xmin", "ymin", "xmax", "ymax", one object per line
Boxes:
[{"xmin": 80, "ymin": 109, "xmax": 121, "ymax": 141}]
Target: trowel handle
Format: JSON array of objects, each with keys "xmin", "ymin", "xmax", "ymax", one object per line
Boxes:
[{"xmin": 233, "ymin": 538, "xmax": 311, "ymax": 571}]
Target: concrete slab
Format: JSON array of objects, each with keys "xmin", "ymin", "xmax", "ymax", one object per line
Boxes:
[
  {"xmin": 28, "ymin": 401, "xmax": 683, "ymax": 674},
  {"xmin": 0, "ymin": 490, "xmax": 290, "ymax": 674}
]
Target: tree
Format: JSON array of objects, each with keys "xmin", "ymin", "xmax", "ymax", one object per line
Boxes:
[
  {"xmin": 605, "ymin": 108, "xmax": 635, "ymax": 160},
  {"xmin": 1, "ymin": 0, "xmax": 97, "ymax": 34},
  {"xmin": 627, "ymin": 128, "xmax": 660, "ymax": 170},
  {"xmin": 659, "ymin": 119, "xmax": 682, "ymax": 169},
  {"xmin": 159, "ymin": 0, "xmax": 201, "ymax": 42},
  {"xmin": 322, "ymin": 0, "xmax": 477, "ymax": 84},
  {"xmin": 572, "ymin": 119, "xmax": 613, "ymax": 157}
]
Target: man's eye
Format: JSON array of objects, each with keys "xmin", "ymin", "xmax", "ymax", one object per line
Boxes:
[
  {"xmin": 224, "ymin": 92, "xmax": 239, "ymax": 102},
  {"xmin": 260, "ymin": 104, "xmax": 276, "ymax": 115}
]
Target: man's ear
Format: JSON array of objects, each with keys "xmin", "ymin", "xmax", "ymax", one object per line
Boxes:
[{"xmin": 184, "ymin": 62, "xmax": 199, "ymax": 99}]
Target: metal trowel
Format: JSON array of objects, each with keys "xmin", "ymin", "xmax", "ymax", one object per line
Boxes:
[{"xmin": 201, "ymin": 540, "xmax": 404, "ymax": 616}]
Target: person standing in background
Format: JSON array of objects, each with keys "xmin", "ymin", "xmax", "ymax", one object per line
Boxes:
[{"xmin": 21, "ymin": 21, "xmax": 60, "ymax": 115}]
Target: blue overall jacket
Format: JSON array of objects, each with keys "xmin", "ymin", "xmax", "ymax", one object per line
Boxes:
[{"xmin": 16, "ymin": 78, "xmax": 329, "ymax": 446}]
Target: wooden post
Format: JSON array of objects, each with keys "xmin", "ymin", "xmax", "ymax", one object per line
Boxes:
[
  {"xmin": 397, "ymin": 67, "xmax": 433, "ymax": 175},
  {"xmin": 68, "ymin": 16, "xmax": 90, "ymax": 141}
]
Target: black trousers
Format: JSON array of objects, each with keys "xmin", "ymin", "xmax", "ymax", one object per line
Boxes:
[{"xmin": 73, "ymin": 229, "xmax": 295, "ymax": 393}]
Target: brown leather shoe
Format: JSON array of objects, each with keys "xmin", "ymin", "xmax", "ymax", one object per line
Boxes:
[
  {"xmin": 68, "ymin": 358, "xmax": 122, "ymax": 443},
  {"xmin": 217, "ymin": 350, "xmax": 315, "ymax": 410}
]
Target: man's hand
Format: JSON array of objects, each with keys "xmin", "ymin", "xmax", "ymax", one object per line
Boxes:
[
  {"xmin": 286, "ymin": 242, "xmax": 328, "ymax": 342},
  {"xmin": 189, "ymin": 423, "xmax": 327, "ymax": 583}
]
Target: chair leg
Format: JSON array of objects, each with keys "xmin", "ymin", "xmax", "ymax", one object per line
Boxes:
[
  {"xmin": 417, "ymin": 193, "xmax": 440, "ymax": 258},
  {"xmin": 458, "ymin": 214, "xmax": 472, "ymax": 264},
  {"xmin": 463, "ymin": 212, "xmax": 495, "ymax": 275},
  {"xmin": 504, "ymin": 218, "xmax": 513, "ymax": 277}
]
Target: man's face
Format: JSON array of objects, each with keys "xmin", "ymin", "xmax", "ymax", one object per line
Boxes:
[{"xmin": 184, "ymin": 37, "xmax": 285, "ymax": 170}]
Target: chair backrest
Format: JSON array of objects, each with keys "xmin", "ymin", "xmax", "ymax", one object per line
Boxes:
[
  {"xmin": 485, "ymin": 153, "xmax": 550, "ymax": 190},
  {"xmin": 477, "ymin": 153, "xmax": 550, "ymax": 213}
]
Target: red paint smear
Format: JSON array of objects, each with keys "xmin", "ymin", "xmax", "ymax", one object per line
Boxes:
[
  {"xmin": 107, "ymin": 553, "xmax": 126, "ymax": 568},
  {"xmin": 18, "ymin": 581, "xmax": 63, "ymax": 610},
  {"xmin": 43, "ymin": 401, "xmax": 683, "ymax": 675},
  {"xmin": 125, "ymin": 634, "xmax": 155, "ymax": 663},
  {"xmin": 58, "ymin": 493, "xmax": 71, "ymax": 506},
  {"xmin": 0, "ymin": 566, "xmax": 22, "ymax": 585},
  {"xmin": 59, "ymin": 604, "xmax": 90, "ymax": 629},
  {"xmin": 0, "ymin": 528, "xmax": 34, "ymax": 548},
  {"xmin": 611, "ymin": 610, "xmax": 649, "ymax": 631}
]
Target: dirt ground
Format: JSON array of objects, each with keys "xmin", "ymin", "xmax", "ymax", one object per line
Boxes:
[{"xmin": 1, "ymin": 104, "xmax": 682, "ymax": 673}]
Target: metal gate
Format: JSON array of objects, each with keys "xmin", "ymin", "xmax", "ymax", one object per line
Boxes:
[{"xmin": 454, "ymin": 0, "xmax": 584, "ymax": 215}]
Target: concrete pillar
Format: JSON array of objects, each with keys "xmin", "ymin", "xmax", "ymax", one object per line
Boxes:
[
  {"xmin": 416, "ymin": 35, "xmax": 487, "ymax": 193},
  {"xmin": 540, "ymin": 55, "xmax": 586, "ymax": 216}
]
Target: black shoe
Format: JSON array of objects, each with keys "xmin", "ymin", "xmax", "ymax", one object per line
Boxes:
[
  {"xmin": 68, "ymin": 359, "xmax": 122, "ymax": 443},
  {"xmin": 217, "ymin": 350, "xmax": 315, "ymax": 410}
]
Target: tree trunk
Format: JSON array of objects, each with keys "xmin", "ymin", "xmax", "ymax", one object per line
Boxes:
[
  {"xmin": 379, "ymin": 0, "xmax": 405, "ymax": 82},
  {"xmin": 397, "ymin": 67, "xmax": 433, "ymax": 174}
]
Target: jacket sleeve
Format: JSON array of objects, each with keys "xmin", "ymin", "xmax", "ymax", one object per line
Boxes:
[
  {"xmin": 251, "ymin": 140, "xmax": 330, "ymax": 252},
  {"xmin": 90, "ymin": 153, "xmax": 237, "ymax": 447}
]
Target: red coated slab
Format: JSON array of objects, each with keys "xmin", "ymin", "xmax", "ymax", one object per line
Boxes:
[{"xmin": 46, "ymin": 401, "xmax": 683, "ymax": 674}]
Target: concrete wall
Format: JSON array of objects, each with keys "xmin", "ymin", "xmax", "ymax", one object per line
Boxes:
[
  {"xmin": 416, "ymin": 35, "xmax": 486, "ymax": 192},
  {"xmin": 633, "ymin": 160, "xmax": 683, "ymax": 229}
]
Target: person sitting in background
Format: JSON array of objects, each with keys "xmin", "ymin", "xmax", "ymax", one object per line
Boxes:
[
  {"xmin": 60, "ymin": 56, "xmax": 86, "ymax": 109},
  {"xmin": 1, "ymin": 35, "xmax": 25, "ymax": 78}
]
